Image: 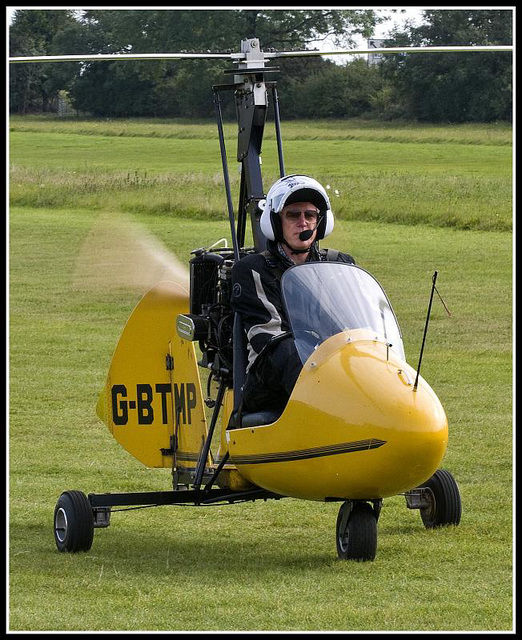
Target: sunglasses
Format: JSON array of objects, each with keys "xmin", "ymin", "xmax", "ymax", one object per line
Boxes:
[{"xmin": 282, "ymin": 210, "xmax": 319, "ymax": 223}]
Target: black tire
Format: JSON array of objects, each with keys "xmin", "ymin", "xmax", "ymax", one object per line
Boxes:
[
  {"xmin": 418, "ymin": 469, "xmax": 462, "ymax": 529},
  {"xmin": 336, "ymin": 501, "xmax": 377, "ymax": 561},
  {"xmin": 53, "ymin": 490, "xmax": 94, "ymax": 552}
]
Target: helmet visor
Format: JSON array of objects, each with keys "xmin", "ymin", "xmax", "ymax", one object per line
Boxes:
[{"xmin": 281, "ymin": 187, "xmax": 328, "ymax": 213}]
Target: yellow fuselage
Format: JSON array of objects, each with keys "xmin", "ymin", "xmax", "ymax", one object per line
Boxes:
[{"xmin": 226, "ymin": 329, "xmax": 448, "ymax": 501}]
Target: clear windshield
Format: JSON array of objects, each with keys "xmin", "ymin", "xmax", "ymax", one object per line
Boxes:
[{"xmin": 281, "ymin": 263, "xmax": 405, "ymax": 364}]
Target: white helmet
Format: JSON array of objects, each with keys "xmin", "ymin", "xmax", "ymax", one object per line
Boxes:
[{"xmin": 259, "ymin": 174, "xmax": 334, "ymax": 242}]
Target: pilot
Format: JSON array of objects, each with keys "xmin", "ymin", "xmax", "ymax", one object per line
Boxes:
[{"xmin": 231, "ymin": 174, "xmax": 355, "ymax": 415}]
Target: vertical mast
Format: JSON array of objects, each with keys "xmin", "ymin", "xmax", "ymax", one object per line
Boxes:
[{"xmin": 234, "ymin": 38, "xmax": 269, "ymax": 253}]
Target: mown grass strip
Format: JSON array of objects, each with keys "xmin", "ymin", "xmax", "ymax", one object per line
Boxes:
[
  {"xmin": 9, "ymin": 115, "xmax": 513, "ymax": 145},
  {"xmin": 9, "ymin": 119, "xmax": 512, "ymax": 231}
]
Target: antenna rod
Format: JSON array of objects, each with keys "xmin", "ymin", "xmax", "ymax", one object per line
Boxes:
[{"xmin": 413, "ymin": 270, "xmax": 438, "ymax": 392}]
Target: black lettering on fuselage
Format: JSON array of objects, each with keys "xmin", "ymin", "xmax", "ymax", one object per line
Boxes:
[
  {"xmin": 111, "ymin": 385, "xmax": 128, "ymax": 425},
  {"xmin": 136, "ymin": 384, "xmax": 154, "ymax": 425},
  {"xmin": 155, "ymin": 383, "xmax": 172, "ymax": 423},
  {"xmin": 110, "ymin": 383, "xmax": 197, "ymax": 426},
  {"xmin": 174, "ymin": 383, "xmax": 186, "ymax": 425}
]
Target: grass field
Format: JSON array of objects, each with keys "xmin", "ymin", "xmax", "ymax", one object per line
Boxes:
[
  {"xmin": 9, "ymin": 115, "xmax": 512, "ymax": 230},
  {"xmin": 8, "ymin": 116, "xmax": 513, "ymax": 631}
]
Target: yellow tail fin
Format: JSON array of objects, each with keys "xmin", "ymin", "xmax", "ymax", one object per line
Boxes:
[{"xmin": 96, "ymin": 281, "xmax": 209, "ymax": 470}]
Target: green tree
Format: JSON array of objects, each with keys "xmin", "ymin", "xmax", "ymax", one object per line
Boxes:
[
  {"xmin": 66, "ymin": 9, "xmax": 381, "ymax": 117},
  {"xmin": 382, "ymin": 9, "xmax": 513, "ymax": 122},
  {"xmin": 9, "ymin": 8, "xmax": 383, "ymax": 118},
  {"xmin": 9, "ymin": 9, "xmax": 81, "ymax": 114},
  {"xmin": 76, "ymin": 8, "xmax": 379, "ymax": 52},
  {"xmin": 278, "ymin": 58, "xmax": 389, "ymax": 119}
]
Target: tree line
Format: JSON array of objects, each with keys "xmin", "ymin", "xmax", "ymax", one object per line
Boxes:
[{"xmin": 9, "ymin": 9, "xmax": 512, "ymax": 123}]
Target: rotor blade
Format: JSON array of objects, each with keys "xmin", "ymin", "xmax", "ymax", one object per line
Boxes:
[
  {"xmin": 270, "ymin": 44, "xmax": 513, "ymax": 58},
  {"xmin": 9, "ymin": 51, "xmax": 239, "ymax": 64},
  {"xmin": 9, "ymin": 44, "xmax": 512, "ymax": 64},
  {"xmin": 72, "ymin": 213, "xmax": 189, "ymax": 298}
]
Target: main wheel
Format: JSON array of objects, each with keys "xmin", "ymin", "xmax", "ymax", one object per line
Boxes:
[
  {"xmin": 53, "ymin": 490, "xmax": 94, "ymax": 552},
  {"xmin": 418, "ymin": 469, "xmax": 462, "ymax": 529},
  {"xmin": 336, "ymin": 501, "xmax": 377, "ymax": 561}
]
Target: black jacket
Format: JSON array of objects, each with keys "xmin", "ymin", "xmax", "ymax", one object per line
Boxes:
[{"xmin": 231, "ymin": 240, "xmax": 355, "ymax": 372}]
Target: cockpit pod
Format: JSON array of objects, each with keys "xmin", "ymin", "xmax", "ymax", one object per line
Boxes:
[{"xmin": 227, "ymin": 263, "xmax": 448, "ymax": 501}]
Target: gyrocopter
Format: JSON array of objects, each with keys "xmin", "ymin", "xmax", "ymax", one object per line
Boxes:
[{"xmin": 10, "ymin": 36, "xmax": 512, "ymax": 561}]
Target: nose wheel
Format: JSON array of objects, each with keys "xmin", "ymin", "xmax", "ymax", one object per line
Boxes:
[{"xmin": 336, "ymin": 500, "xmax": 378, "ymax": 561}]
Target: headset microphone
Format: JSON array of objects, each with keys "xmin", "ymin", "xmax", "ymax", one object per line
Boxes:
[
  {"xmin": 298, "ymin": 214, "xmax": 323, "ymax": 242},
  {"xmin": 298, "ymin": 229, "xmax": 314, "ymax": 241}
]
